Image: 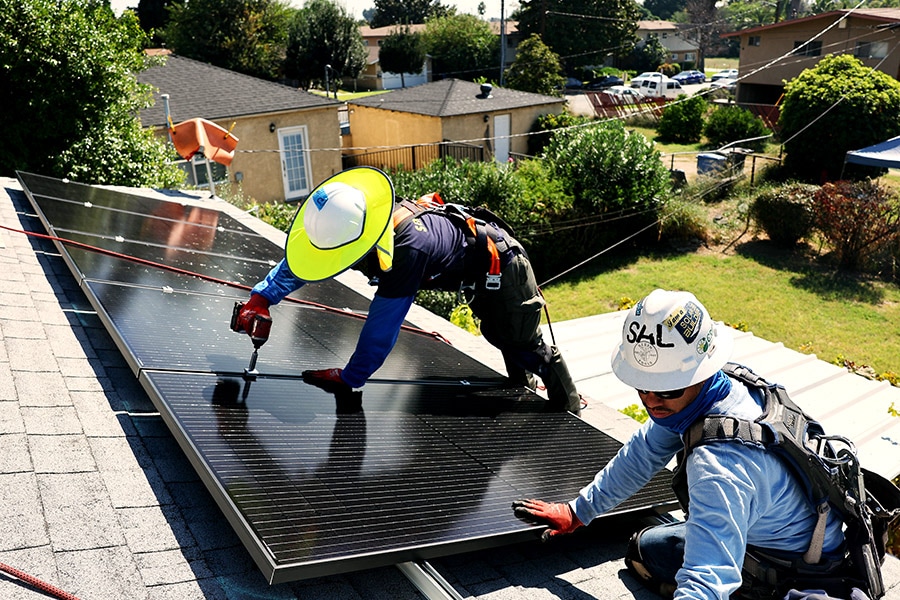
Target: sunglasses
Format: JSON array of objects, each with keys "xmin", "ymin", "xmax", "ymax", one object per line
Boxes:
[{"xmin": 636, "ymin": 388, "xmax": 687, "ymax": 400}]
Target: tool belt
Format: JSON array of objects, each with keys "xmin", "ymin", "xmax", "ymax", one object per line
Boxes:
[{"xmin": 741, "ymin": 545, "xmax": 860, "ymax": 599}]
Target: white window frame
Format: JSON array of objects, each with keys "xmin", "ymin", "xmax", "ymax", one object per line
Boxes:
[
  {"xmin": 175, "ymin": 155, "xmax": 227, "ymax": 190},
  {"xmin": 278, "ymin": 126, "xmax": 312, "ymax": 202}
]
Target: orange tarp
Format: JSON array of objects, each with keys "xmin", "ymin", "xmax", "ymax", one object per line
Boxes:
[{"xmin": 170, "ymin": 118, "xmax": 239, "ymax": 166}]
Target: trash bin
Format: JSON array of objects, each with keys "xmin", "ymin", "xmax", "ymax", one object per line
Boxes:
[{"xmin": 697, "ymin": 153, "xmax": 727, "ymax": 175}]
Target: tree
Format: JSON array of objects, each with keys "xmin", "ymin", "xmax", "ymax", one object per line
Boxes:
[
  {"xmin": 284, "ymin": 0, "xmax": 366, "ymax": 89},
  {"xmin": 516, "ymin": 0, "xmax": 641, "ymax": 70},
  {"xmin": 164, "ymin": 0, "xmax": 290, "ymax": 81},
  {"xmin": 0, "ymin": 0, "xmax": 182, "ymax": 187},
  {"xmin": 779, "ymin": 54, "xmax": 900, "ymax": 182},
  {"xmin": 423, "ymin": 13, "xmax": 499, "ymax": 81},
  {"xmin": 504, "ymin": 34, "xmax": 565, "ymax": 97},
  {"xmin": 621, "ymin": 35, "xmax": 668, "ymax": 73},
  {"xmin": 379, "ymin": 26, "xmax": 426, "ymax": 88},
  {"xmin": 136, "ymin": 0, "xmax": 182, "ymax": 46},
  {"xmin": 645, "ymin": 0, "xmax": 686, "ymax": 19},
  {"xmin": 370, "ymin": 0, "xmax": 452, "ymax": 28}
]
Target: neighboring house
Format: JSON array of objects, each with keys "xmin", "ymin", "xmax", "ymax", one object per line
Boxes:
[
  {"xmin": 353, "ymin": 20, "xmax": 520, "ymax": 91},
  {"xmin": 722, "ymin": 8, "xmax": 900, "ymax": 106},
  {"xmin": 490, "ymin": 18, "xmax": 521, "ymax": 72},
  {"xmin": 355, "ymin": 24, "xmax": 431, "ymax": 91},
  {"xmin": 139, "ymin": 52, "xmax": 343, "ymax": 203},
  {"xmin": 343, "ymin": 78, "xmax": 566, "ymax": 169},
  {"xmin": 637, "ymin": 20, "xmax": 701, "ymax": 67}
]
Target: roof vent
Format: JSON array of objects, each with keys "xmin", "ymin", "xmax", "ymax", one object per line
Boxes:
[{"xmin": 478, "ymin": 83, "xmax": 493, "ymax": 98}]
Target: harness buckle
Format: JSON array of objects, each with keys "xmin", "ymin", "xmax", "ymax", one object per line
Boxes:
[
  {"xmin": 485, "ymin": 273, "xmax": 502, "ymax": 290},
  {"xmin": 458, "ymin": 281, "xmax": 476, "ymax": 305}
]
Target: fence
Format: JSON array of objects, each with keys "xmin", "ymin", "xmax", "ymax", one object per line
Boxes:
[{"xmin": 342, "ymin": 141, "xmax": 484, "ymax": 171}]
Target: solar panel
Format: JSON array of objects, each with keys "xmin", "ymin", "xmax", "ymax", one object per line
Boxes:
[{"xmin": 17, "ymin": 172, "xmax": 678, "ymax": 584}]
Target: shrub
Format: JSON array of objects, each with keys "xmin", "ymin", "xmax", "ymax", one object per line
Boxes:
[
  {"xmin": 542, "ymin": 120, "xmax": 669, "ymax": 215},
  {"xmin": 703, "ymin": 106, "xmax": 770, "ymax": 151},
  {"xmin": 657, "ymin": 95, "xmax": 707, "ymax": 144},
  {"xmin": 779, "ymin": 54, "xmax": 900, "ymax": 182},
  {"xmin": 813, "ymin": 180, "xmax": 900, "ymax": 270},
  {"xmin": 528, "ymin": 112, "xmax": 590, "ymax": 156},
  {"xmin": 658, "ymin": 63, "xmax": 680, "ymax": 77},
  {"xmin": 659, "ymin": 196, "xmax": 710, "ymax": 244},
  {"xmin": 750, "ymin": 183, "xmax": 818, "ymax": 247}
]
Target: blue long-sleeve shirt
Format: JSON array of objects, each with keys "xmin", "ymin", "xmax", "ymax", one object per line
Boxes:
[
  {"xmin": 571, "ymin": 378, "xmax": 845, "ymax": 600},
  {"xmin": 252, "ymin": 212, "xmax": 469, "ymax": 388}
]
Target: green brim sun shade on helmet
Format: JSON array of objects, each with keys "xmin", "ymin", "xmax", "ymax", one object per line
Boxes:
[{"xmin": 285, "ymin": 167, "xmax": 395, "ymax": 282}]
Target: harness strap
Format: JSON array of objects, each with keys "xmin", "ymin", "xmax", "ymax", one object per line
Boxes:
[{"xmin": 803, "ymin": 502, "xmax": 830, "ymax": 565}]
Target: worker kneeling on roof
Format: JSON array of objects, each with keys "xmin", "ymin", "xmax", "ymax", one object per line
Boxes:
[
  {"xmin": 513, "ymin": 289, "xmax": 899, "ymax": 600},
  {"xmin": 232, "ymin": 166, "xmax": 581, "ymax": 414}
]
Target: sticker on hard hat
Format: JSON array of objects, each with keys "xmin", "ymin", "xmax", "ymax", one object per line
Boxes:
[
  {"xmin": 633, "ymin": 341, "xmax": 659, "ymax": 367},
  {"xmin": 697, "ymin": 325, "xmax": 715, "ymax": 355},
  {"xmin": 663, "ymin": 301, "xmax": 703, "ymax": 343}
]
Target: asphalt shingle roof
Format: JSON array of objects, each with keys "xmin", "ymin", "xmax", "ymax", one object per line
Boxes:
[
  {"xmin": 348, "ymin": 79, "xmax": 565, "ymax": 117},
  {"xmin": 138, "ymin": 54, "xmax": 338, "ymax": 128}
]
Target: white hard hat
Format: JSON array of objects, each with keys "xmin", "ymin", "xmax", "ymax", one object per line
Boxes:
[
  {"xmin": 303, "ymin": 182, "xmax": 367, "ymax": 249},
  {"xmin": 610, "ymin": 289, "xmax": 733, "ymax": 391}
]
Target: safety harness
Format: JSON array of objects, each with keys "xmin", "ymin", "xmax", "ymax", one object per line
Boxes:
[
  {"xmin": 391, "ymin": 192, "xmax": 521, "ymax": 294},
  {"xmin": 672, "ymin": 363, "xmax": 900, "ymax": 599}
]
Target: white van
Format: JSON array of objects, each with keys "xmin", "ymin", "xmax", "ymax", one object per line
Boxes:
[{"xmin": 638, "ymin": 76, "xmax": 685, "ymax": 99}]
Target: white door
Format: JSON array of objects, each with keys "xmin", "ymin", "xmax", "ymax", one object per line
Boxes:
[
  {"xmin": 278, "ymin": 126, "xmax": 312, "ymax": 202},
  {"xmin": 493, "ymin": 114, "xmax": 510, "ymax": 163}
]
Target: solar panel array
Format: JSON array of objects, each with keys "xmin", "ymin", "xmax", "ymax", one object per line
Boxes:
[{"xmin": 18, "ymin": 172, "xmax": 676, "ymax": 584}]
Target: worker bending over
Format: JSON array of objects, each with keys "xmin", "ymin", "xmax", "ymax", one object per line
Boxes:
[{"xmin": 233, "ymin": 167, "xmax": 581, "ymax": 414}]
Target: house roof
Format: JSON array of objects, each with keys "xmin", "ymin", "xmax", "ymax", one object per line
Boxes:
[
  {"xmin": 2, "ymin": 175, "xmax": 898, "ymax": 599},
  {"xmin": 637, "ymin": 20, "xmax": 679, "ymax": 32},
  {"xmin": 722, "ymin": 8, "xmax": 900, "ymax": 38},
  {"xmin": 137, "ymin": 53, "xmax": 338, "ymax": 128},
  {"xmin": 347, "ymin": 78, "xmax": 565, "ymax": 117}
]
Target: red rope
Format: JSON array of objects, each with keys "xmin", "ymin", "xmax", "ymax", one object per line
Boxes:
[
  {"xmin": 0, "ymin": 223, "xmax": 450, "ymax": 344},
  {"xmin": 0, "ymin": 562, "xmax": 81, "ymax": 600}
]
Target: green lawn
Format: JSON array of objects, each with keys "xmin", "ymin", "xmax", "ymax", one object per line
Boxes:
[{"xmin": 540, "ymin": 247, "xmax": 900, "ymax": 377}]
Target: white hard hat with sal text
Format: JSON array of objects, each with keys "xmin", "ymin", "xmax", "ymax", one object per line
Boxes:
[{"xmin": 610, "ymin": 289, "xmax": 733, "ymax": 391}]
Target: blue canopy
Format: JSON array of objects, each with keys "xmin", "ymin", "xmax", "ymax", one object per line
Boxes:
[{"xmin": 845, "ymin": 135, "xmax": 900, "ymax": 168}]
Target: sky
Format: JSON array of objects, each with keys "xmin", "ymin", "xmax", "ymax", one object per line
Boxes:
[{"xmin": 111, "ymin": 0, "xmax": 521, "ymax": 21}]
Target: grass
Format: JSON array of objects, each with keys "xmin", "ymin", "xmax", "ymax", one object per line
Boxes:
[{"xmin": 540, "ymin": 240, "xmax": 900, "ymax": 377}]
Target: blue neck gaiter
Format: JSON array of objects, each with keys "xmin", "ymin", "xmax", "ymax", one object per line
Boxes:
[{"xmin": 649, "ymin": 370, "xmax": 732, "ymax": 434}]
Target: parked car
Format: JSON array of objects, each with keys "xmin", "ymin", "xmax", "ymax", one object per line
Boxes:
[
  {"xmin": 711, "ymin": 68, "xmax": 739, "ymax": 81},
  {"xmin": 709, "ymin": 77, "xmax": 737, "ymax": 92},
  {"xmin": 602, "ymin": 85, "xmax": 644, "ymax": 103},
  {"xmin": 585, "ymin": 75, "xmax": 624, "ymax": 90},
  {"xmin": 630, "ymin": 72, "xmax": 663, "ymax": 88},
  {"xmin": 638, "ymin": 76, "xmax": 685, "ymax": 99},
  {"xmin": 673, "ymin": 70, "xmax": 706, "ymax": 84},
  {"xmin": 564, "ymin": 77, "xmax": 584, "ymax": 90}
]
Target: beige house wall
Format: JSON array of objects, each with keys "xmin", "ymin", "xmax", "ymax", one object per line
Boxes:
[
  {"xmin": 154, "ymin": 107, "xmax": 342, "ymax": 204},
  {"xmin": 441, "ymin": 103, "xmax": 563, "ymax": 158},
  {"xmin": 735, "ymin": 16, "xmax": 900, "ymax": 87},
  {"xmin": 347, "ymin": 106, "xmax": 442, "ymax": 152}
]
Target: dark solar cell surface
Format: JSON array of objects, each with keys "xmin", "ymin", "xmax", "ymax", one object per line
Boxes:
[{"xmin": 18, "ymin": 172, "xmax": 678, "ymax": 584}]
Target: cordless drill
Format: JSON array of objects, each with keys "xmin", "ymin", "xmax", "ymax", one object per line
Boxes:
[{"xmin": 231, "ymin": 300, "xmax": 272, "ymax": 380}]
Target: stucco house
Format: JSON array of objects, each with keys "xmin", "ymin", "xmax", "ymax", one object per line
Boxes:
[
  {"xmin": 353, "ymin": 20, "xmax": 521, "ymax": 91},
  {"xmin": 355, "ymin": 24, "xmax": 431, "ymax": 91},
  {"xmin": 637, "ymin": 20, "xmax": 701, "ymax": 67},
  {"xmin": 139, "ymin": 53, "xmax": 343, "ymax": 203},
  {"xmin": 342, "ymin": 78, "xmax": 566, "ymax": 170},
  {"xmin": 722, "ymin": 8, "xmax": 900, "ymax": 106}
]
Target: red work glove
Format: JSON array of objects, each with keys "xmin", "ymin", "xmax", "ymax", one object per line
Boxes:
[
  {"xmin": 511, "ymin": 498, "xmax": 583, "ymax": 541},
  {"xmin": 302, "ymin": 368, "xmax": 351, "ymax": 394},
  {"xmin": 232, "ymin": 294, "xmax": 271, "ymax": 336}
]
